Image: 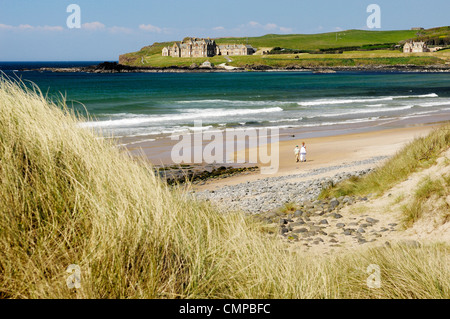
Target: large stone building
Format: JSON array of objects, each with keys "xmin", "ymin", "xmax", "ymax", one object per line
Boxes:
[
  {"xmin": 403, "ymin": 41, "xmax": 429, "ymax": 53},
  {"xmin": 217, "ymin": 44, "xmax": 255, "ymax": 56},
  {"xmin": 162, "ymin": 37, "xmax": 255, "ymax": 57},
  {"xmin": 162, "ymin": 38, "xmax": 217, "ymax": 58}
]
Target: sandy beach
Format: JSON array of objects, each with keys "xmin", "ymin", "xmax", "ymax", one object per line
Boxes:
[
  {"xmin": 192, "ymin": 123, "xmax": 440, "ymax": 190},
  {"xmin": 121, "ymin": 120, "xmax": 446, "ymax": 214},
  {"xmin": 190, "ymin": 122, "xmax": 450, "ymax": 255}
]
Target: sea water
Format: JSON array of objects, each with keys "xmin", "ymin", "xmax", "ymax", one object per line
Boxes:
[{"xmin": 2, "ymin": 62, "xmax": 450, "ymax": 144}]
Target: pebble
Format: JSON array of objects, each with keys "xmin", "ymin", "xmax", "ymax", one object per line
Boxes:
[
  {"xmin": 294, "ymin": 210, "xmax": 303, "ymax": 217},
  {"xmin": 358, "ymin": 238, "xmax": 367, "ymax": 244},
  {"xmin": 366, "ymin": 217, "xmax": 379, "ymax": 224}
]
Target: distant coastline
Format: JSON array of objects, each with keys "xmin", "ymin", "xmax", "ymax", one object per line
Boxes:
[{"xmin": 20, "ymin": 61, "xmax": 450, "ymax": 73}]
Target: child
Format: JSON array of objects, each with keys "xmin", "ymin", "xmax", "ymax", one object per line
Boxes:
[
  {"xmin": 294, "ymin": 145, "xmax": 300, "ymax": 163},
  {"xmin": 300, "ymin": 142, "xmax": 307, "ymax": 162}
]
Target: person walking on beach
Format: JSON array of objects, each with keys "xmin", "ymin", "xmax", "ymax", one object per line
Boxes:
[
  {"xmin": 294, "ymin": 145, "xmax": 300, "ymax": 163},
  {"xmin": 300, "ymin": 142, "xmax": 307, "ymax": 162}
]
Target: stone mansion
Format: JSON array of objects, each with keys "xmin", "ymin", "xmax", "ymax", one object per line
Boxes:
[
  {"xmin": 403, "ymin": 41, "xmax": 429, "ymax": 53},
  {"xmin": 162, "ymin": 37, "xmax": 256, "ymax": 57}
]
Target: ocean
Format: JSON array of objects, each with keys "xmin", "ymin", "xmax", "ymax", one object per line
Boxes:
[{"xmin": 2, "ymin": 62, "xmax": 450, "ymax": 145}]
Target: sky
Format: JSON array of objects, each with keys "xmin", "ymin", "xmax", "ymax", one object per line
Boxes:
[{"xmin": 0, "ymin": 0, "xmax": 449, "ymax": 61}]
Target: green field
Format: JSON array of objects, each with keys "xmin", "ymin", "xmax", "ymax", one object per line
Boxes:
[
  {"xmin": 215, "ymin": 29, "xmax": 417, "ymax": 50},
  {"xmin": 119, "ymin": 27, "xmax": 450, "ymax": 68}
]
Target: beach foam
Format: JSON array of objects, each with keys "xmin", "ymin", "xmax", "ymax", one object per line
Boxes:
[
  {"xmin": 297, "ymin": 93, "xmax": 438, "ymax": 107},
  {"xmin": 80, "ymin": 107, "xmax": 284, "ymax": 128}
]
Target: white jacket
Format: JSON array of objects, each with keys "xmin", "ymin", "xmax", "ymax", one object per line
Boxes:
[{"xmin": 300, "ymin": 146, "xmax": 306, "ymax": 154}]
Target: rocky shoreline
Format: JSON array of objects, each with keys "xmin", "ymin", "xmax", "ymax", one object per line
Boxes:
[
  {"xmin": 256, "ymin": 194, "xmax": 409, "ymax": 252},
  {"xmin": 20, "ymin": 61, "xmax": 450, "ymax": 73},
  {"xmin": 193, "ymin": 156, "xmax": 388, "ymax": 214},
  {"xmin": 155, "ymin": 164, "xmax": 259, "ymax": 185},
  {"xmin": 189, "ymin": 155, "xmax": 428, "ymax": 252},
  {"xmin": 190, "ymin": 155, "xmax": 417, "ymax": 252}
]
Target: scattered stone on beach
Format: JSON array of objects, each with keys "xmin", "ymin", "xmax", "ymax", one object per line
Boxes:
[
  {"xmin": 366, "ymin": 217, "xmax": 379, "ymax": 224},
  {"xmin": 194, "ymin": 159, "xmax": 383, "ymax": 215},
  {"xmin": 191, "ymin": 156, "xmax": 410, "ymax": 252},
  {"xmin": 357, "ymin": 238, "xmax": 367, "ymax": 244},
  {"xmin": 343, "ymin": 229, "xmax": 354, "ymax": 236},
  {"xmin": 332, "ymin": 213, "xmax": 343, "ymax": 219},
  {"xmin": 329, "ymin": 198, "xmax": 339, "ymax": 210},
  {"xmin": 294, "ymin": 210, "xmax": 304, "ymax": 217}
]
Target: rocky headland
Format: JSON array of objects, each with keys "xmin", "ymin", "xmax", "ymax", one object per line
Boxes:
[{"xmin": 20, "ymin": 61, "xmax": 450, "ymax": 74}]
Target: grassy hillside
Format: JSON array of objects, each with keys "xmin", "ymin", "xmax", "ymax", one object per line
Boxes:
[
  {"xmin": 119, "ymin": 27, "xmax": 450, "ymax": 67},
  {"xmin": 215, "ymin": 29, "xmax": 418, "ymax": 50}
]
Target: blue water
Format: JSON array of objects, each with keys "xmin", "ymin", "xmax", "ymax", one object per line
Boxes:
[{"xmin": 2, "ymin": 62, "xmax": 450, "ymax": 140}]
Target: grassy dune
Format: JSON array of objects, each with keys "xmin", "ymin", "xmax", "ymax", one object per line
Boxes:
[
  {"xmin": 0, "ymin": 78, "xmax": 449, "ymax": 298},
  {"xmin": 319, "ymin": 123, "xmax": 450, "ymax": 230},
  {"xmin": 319, "ymin": 124, "xmax": 450, "ymax": 199},
  {"xmin": 401, "ymin": 174, "xmax": 450, "ymax": 227}
]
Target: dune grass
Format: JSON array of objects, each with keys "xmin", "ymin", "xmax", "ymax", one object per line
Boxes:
[
  {"xmin": 401, "ymin": 174, "xmax": 449, "ymax": 228},
  {"xmin": 0, "ymin": 77, "xmax": 449, "ymax": 299},
  {"xmin": 319, "ymin": 124, "xmax": 450, "ymax": 200}
]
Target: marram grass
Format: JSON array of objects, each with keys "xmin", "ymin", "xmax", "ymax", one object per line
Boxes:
[
  {"xmin": 0, "ymin": 77, "xmax": 448, "ymax": 299},
  {"xmin": 320, "ymin": 123, "xmax": 450, "ymax": 199}
]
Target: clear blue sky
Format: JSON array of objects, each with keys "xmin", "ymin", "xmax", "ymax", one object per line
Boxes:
[{"xmin": 0, "ymin": 0, "xmax": 448, "ymax": 61}]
